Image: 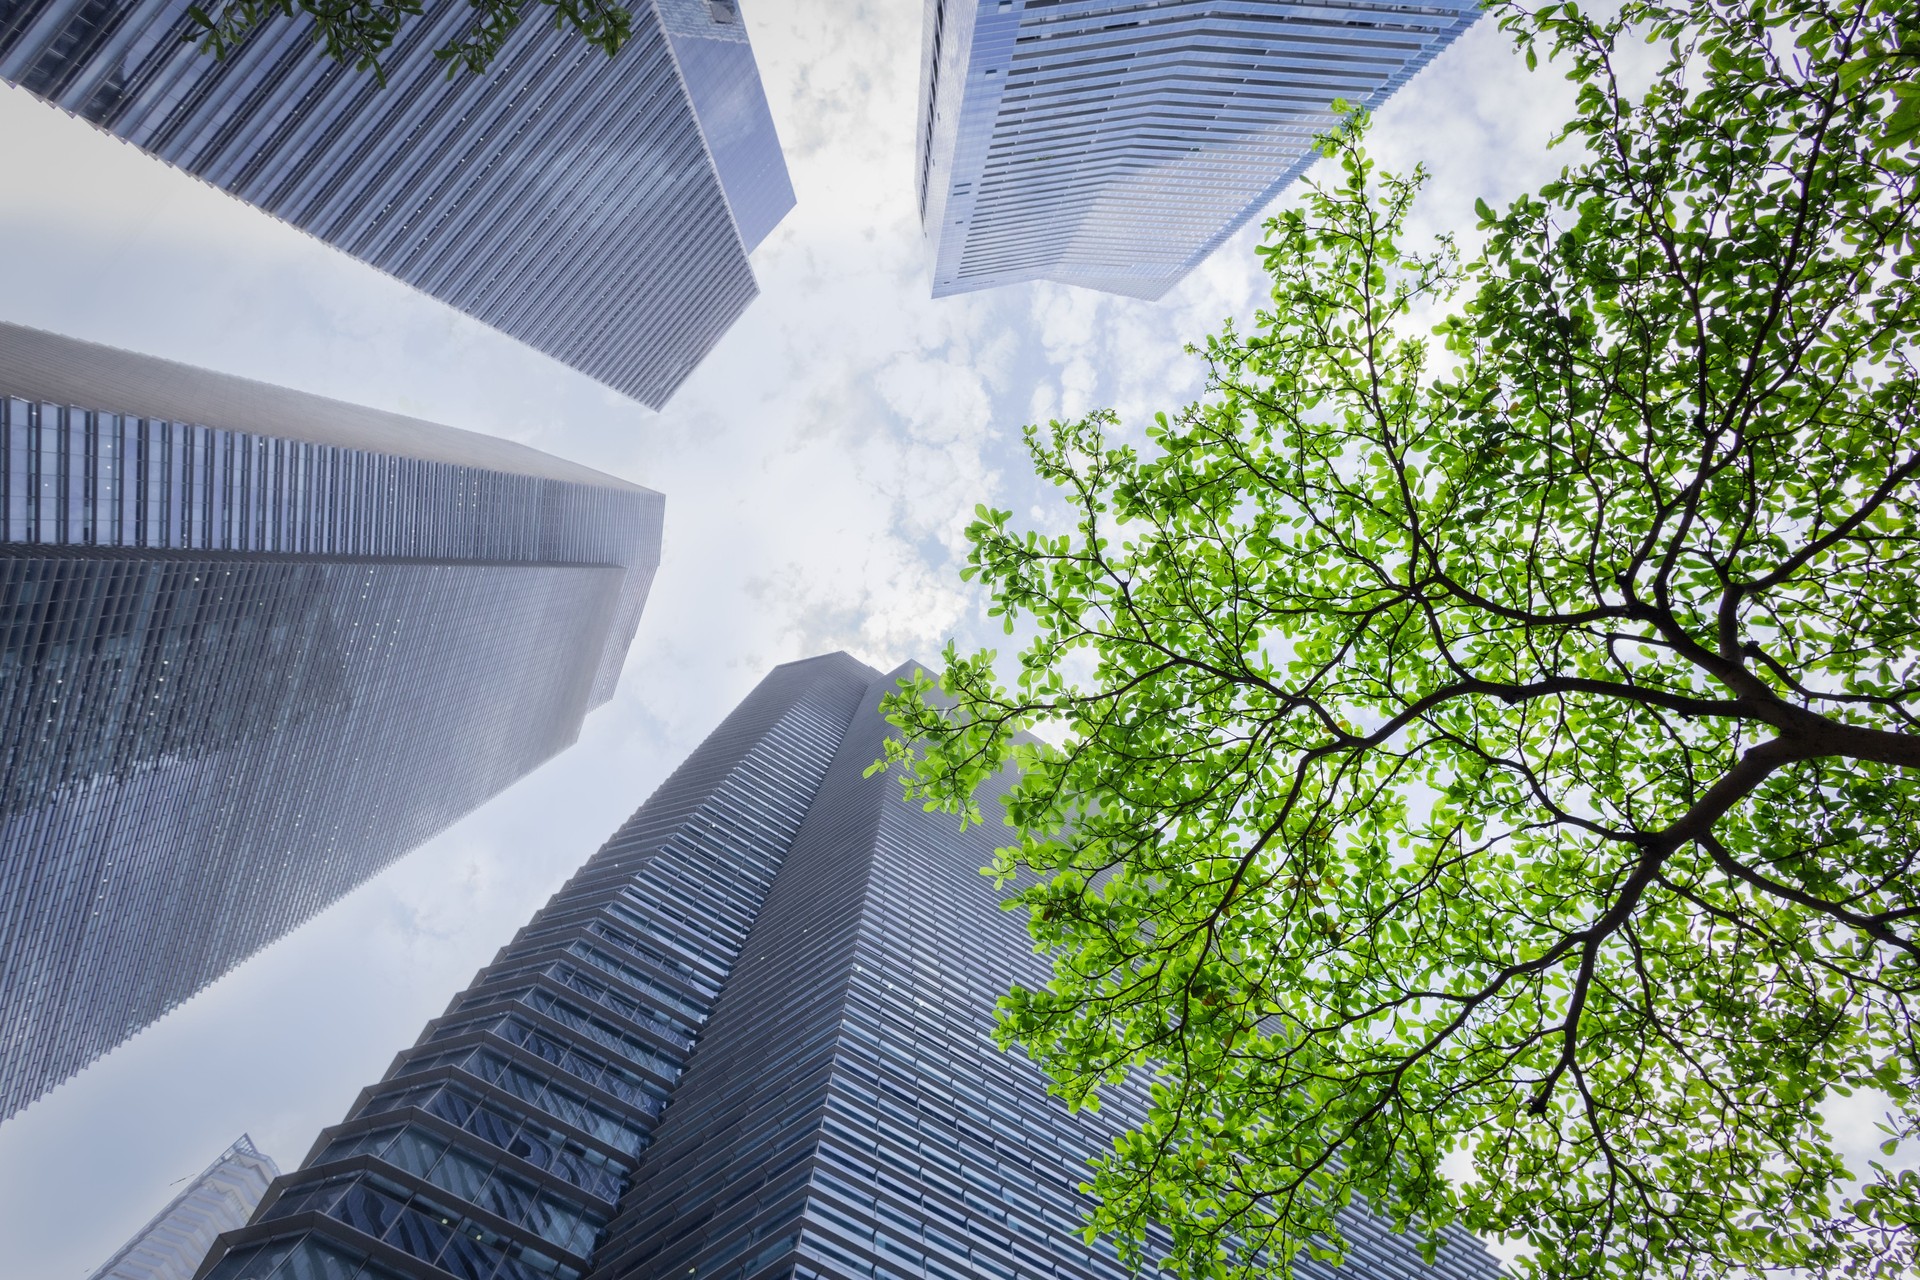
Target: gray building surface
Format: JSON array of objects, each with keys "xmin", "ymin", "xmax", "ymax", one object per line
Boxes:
[
  {"xmin": 90, "ymin": 1135, "xmax": 282, "ymax": 1280},
  {"xmin": 0, "ymin": 0, "xmax": 793, "ymax": 407},
  {"xmin": 192, "ymin": 654, "xmax": 1501, "ymax": 1280},
  {"xmin": 917, "ymin": 0, "xmax": 1480, "ymax": 299},
  {"xmin": 0, "ymin": 322, "xmax": 663, "ymax": 1122}
]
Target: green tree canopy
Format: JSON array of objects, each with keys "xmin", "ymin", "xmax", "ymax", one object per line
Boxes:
[
  {"xmin": 876, "ymin": 0, "xmax": 1920, "ymax": 1275},
  {"xmin": 186, "ymin": 0, "xmax": 631, "ymax": 80}
]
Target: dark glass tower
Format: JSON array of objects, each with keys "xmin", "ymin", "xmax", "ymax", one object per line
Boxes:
[
  {"xmin": 193, "ymin": 655, "xmax": 1502, "ymax": 1280},
  {"xmin": 0, "ymin": 0, "xmax": 794, "ymax": 407},
  {"xmin": 0, "ymin": 322, "xmax": 663, "ymax": 1122}
]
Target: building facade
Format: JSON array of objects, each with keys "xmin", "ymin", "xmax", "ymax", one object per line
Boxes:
[
  {"xmin": 916, "ymin": 0, "xmax": 1481, "ymax": 299},
  {"xmin": 0, "ymin": 0, "xmax": 793, "ymax": 407},
  {"xmin": 90, "ymin": 1135, "xmax": 282, "ymax": 1280},
  {"xmin": 0, "ymin": 322, "xmax": 663, "ymax": 1121},
  {"xmin": 193, "ymin": 654, "xmax": 1502, "ymax": 1280}
]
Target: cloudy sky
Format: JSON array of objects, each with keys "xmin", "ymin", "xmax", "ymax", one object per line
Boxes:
[{"xmin": 0, "ymin": 2, "xmax": 1730, "ymax": 1273}]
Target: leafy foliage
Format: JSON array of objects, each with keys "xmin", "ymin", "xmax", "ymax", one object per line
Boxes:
[
  {"xmin": 875, "ymin": 0, "xmax": 1920, "ymax": 1275},
  {"xmin": 185, "ymin": 0, "xmax": 632, "ymax": 81}
]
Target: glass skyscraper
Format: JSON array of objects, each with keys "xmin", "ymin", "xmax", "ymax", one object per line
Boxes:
[
  {"xmin": 0, "ymin": 0, "xmax": 794, "ymax": 407},
  {"xmin": 0, "ymin": 321, "xmax": 664, "ymax": 1122},
  {"xmin": 916, "ymin": 0, "xmax": 1481, "ymax": 299},
  {"xmin": 192, "ymin": 654, "xmax": 1501, "ymax": 1280},
  {"xmin": 90, "ymin": 1135, "xmax": 282, "ymax": 1280}
]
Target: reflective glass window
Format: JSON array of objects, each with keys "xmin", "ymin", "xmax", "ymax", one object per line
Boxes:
[
  {"xmin": 333, "ymin": 1181, "xmax": 402, "ymax": 1239},
  {"xmin": 385, "ymin": 1205, "xmax": 453, "ymax": 1261},
  {"xmin": 276, "ymin": 1238, "xmax": 365, "ymax": 1280},
  {"xmin": 427, "ymin": 1148, "xmax": 491, "ymax": 1202},
  {"xmin": 438, "ymin": 1229, "xmax": 503, "ymax": 1280},
  {"xmin": 477, "ymin": 1170, "xmax": 533, "ymax": 1223},
  {"xmin": 200, "ymin": 1241, "xmax": 293, "ymax": 1280},
  {"xmin": 384, "ymin": 1128, "xmax": 447, "ymax": 1178}
]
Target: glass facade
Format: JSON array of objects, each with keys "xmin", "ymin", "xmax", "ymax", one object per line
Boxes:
[
  {"xmin": 0, "ymin": 0, "xmax": 794, "ymax": 408},
  {"xmin": 196, "ymin": 655, "xmax": 1504, "ymax": 1280},
  {"xmin": 658, "ymin": 0, "xmax": 795, "ymax": 255},
  {"xmin": 194, "ymin": 654, "xmax": 875, "ymax": 1280},
  {"xmin": 90, "ymin": 1135, "xmax": 282, "ymax": 1280},
  {"xmin": 917, "ymin": 0, "xmax": 1481, "ymax": 299},
  {"xmin": 0, "ymin": 323, "xmax": 664, "ymax": 1122}
]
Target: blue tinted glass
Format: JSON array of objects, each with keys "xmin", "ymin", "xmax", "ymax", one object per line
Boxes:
[
  {"xmin": 425, "ymin": 1088, "xmax": 474, "ymax": 1126},
  {"xmin": 426, "ymin": 1149, "xmax": 491, "ymax": 1202},
  {"xmin": 200, "ymin": 1241, "xmax": 293, "ymax": 1280},
  {"xmin": 275, "ymin": 1238, "xmax": 364, "ymax": 1280},
  {"xmin": 438, "ymin": 1230, "xmax": 502, "ymax": 1280},
  {"xmin": 384, "ymin": 1205, "xmax": 453, "ymax": 1261},
  {"xmin": 333, "ymin": 1182, "xmax": 402, "ymax": 1239},
  {"xmin": 384, "ymin": 1129, "xmax": 447, "ymax": 1178}
]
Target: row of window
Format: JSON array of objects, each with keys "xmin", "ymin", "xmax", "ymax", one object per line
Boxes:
[
  {"xmin": 293, "ymin": 1124, "xmax": 602, "ymax": 1255},
  {"xmin": 689, "ymin": 1213, "xmax": 804, "ymax": 1280},
  {"xmin": 265, "ymin": 1170, "xmax": 583, "ymax": 1280},
  {"xmin": 800, "ymin": 1205, "xmax": 1001, "ymax": 1280},
  {"xmin": 514, "ymin": 911, "xmax": 718, "ymax": 1004},
  {"xmin": 0, "ymin": 398, "xmax": 649, "ymax": 564},
  {"xmin": 565, "ymin": 937, "xmax": 711, "ymax": 1024},
  {"xmin": 810, "ymin": 1145, "xmax": 1104, "ymax": 1280},
  {"xmin": 614, "ymin": 881, "xmax": 741, "ymax": 967},
  {"xmin": 507, "ymin": 984, "xmax": 684, "ymax": 1081},
  {"xmin": 432, "ymin": 1010, "xmax": 662, "ymax": 1112},
  {"xmin": 393, "ymin": 1047, "xmax": 652, "ymax": 1154},
  {"xmin": 600, "ymin": 896, "xmax": 729, "ymax": 992},
  {"xmin": 199, "ymin": 1235, "xmax": 407, "ymax": 1280},
  {"xmin": 543, "ymin": 959, "xmax": 695, "ymax": 1050},
  {"xmin": 358, "ymin": 1080, "xmax": 628, "ymax": 1203}
]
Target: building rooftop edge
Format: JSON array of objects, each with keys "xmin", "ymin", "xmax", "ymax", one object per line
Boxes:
[
  {"xmin": 83, "ymin": 1133, "xmax": 280, "ymax": 1280},
  {"xmin": 0, "ymin": 322, "xmax": 657, "ymax": 495}
]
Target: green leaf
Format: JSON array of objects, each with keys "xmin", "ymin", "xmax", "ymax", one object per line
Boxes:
[{"xmin": 876, "ymin": 0, "xmax": 1920, "ymax": 1274}]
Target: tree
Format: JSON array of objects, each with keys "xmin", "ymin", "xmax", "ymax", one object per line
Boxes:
[
  {"xmin": 874, "ymin": 0, "xmax": 1920, "ymax": 1275},
  {"xmin": 185, "ymin": 0, "xmax": 632, "ymax": 81}
]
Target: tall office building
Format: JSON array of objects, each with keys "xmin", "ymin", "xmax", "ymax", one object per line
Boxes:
[
  {"xmin": 0, "ymin": 322, "xmax": 664, "ymax": 1121},
  {"xmin": 90, "ymin": 1135, "xmax": 282, "ymax": 1280},
  {"xmin": 193, "ymin": 654, "xmax": 1501, "ymax": 1280},
  {"xmin": 0, "ymin": 0, "xmax": 793, "ymax": 407},
  {"xmin": 917, "ymin": 0, "xmax": 1480, "ymax": 299}
]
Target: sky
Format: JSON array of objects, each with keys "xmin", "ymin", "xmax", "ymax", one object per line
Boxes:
[{"xmin": 0, "ymin": 3, "xmax": 1882, "ymax": 1275}]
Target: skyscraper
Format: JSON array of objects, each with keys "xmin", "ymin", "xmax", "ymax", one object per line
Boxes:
[
  {"xmin": 0, "ymin": 0, "xmax": 794, "ymax": 407},
  {"xmin": 192, "ymin": 654, "xmax": 1501, "ymax": 1280},
  {"xmin": 89, "ymin": 1135, "xmax": 282, "ymax": 1280},
  {"xmin": 916, "ymin": 0, "xmax": 1481, "ymax": 299},
  {"xmin": 0, "ymin": 321, "xmax": 663, "ymax": 1121}
]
